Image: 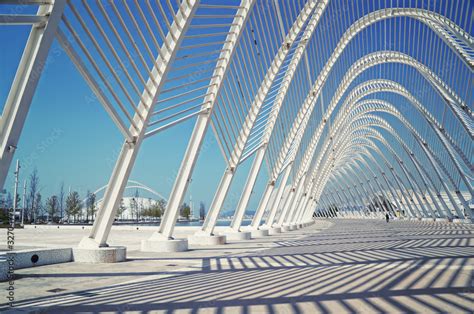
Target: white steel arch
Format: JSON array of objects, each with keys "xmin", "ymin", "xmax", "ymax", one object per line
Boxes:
[{"xmin": 1, "ymin": 0, "xmax": 472, "ymax": 257}]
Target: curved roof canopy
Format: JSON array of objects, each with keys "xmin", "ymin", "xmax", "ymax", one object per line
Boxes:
[{"xmin": 1, "ymin": 0, "xmax": 472, "ymax": 246}]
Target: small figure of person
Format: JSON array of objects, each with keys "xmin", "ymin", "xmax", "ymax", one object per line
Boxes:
[{"xmin": 385, "ymin": 213, "xmax": 390, "ymax": 223}]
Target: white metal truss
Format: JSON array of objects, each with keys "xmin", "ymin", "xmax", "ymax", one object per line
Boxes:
[{"xmin": 0, "ymin": 0, "xmax": 472, "ymax": 253}]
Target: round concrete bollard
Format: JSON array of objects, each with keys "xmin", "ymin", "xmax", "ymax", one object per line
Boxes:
[
  {"xmin": 73, "ymin": 246, "xmax": 126, "ymax": 263},
  {"xmin": 250, "ymin": 229, "xmax": 269, "ymax": 238},
  {"xmin": 268, "ymin": 227, "xmax": 282, "ymax": 235},
  {"xmin": 188, "ymin": 234, "xmax": 226, "ymax": 246},
  {"xmin": 221, "ymin": 230, "xmax": 252, "ymax": 241},
  {"xmin": 282, "ymin": 225, "xmax": 292, "ymax": 232},
  {"xmin": 141, "ymin": 238, "xmax": 188, "ymax": 252}
]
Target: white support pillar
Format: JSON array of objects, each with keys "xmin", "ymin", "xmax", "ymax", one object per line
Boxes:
[
  {"xmin": 0, "ymin": 1, "xmax": 66, "ymax": 190},
  {"xmin": 261, "ymin": 165, "xmax": 292, "ymax": 228},
  {"xmin": 195, "ymin": 1, "xmax": 320, "ymax": 240},
  {"xmin": 200, "ymin": 169, "xmax": 234, "ymax": 235},
  {"xmin": 278, "ymin": 178, "xmax": 304, "ymax": 226},
  {"xmin": 149, "ymin": 1, "xmax": 255, "ymax": 246},
  {"xmin": 275, "ymin": 186, "xmax": 296, "ymax": 225},
  {"xmin": 230, "ymin": 145, "xmax": 266, "ymax": 231},
  {"xmin": 78, "ymin": 1, "xmax": 199, "ymax": 256},
  {"xmin": 227, "ymin": 2, "xmax": 329, "ymax": 234},
  {"xmin": 249, "ymin": 181, "xmax": 275, "ymax": 229}
]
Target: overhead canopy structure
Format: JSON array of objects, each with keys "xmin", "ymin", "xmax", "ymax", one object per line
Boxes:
[{"xmin": 0, "ymin": 0, "xmax": 472, "ymax": 252}]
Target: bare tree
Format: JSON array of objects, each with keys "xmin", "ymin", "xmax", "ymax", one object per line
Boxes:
[
  {"xmin": 130, "ymin": 197, "xmax": 138, "ymax": 222},
  {"xmin": 199, "ymin": 201, "xmax": 206, "ymax": 220},
  {"xmin": 34, "ymin": 192, "xmax": 42, "ymax": 222},
  {"xmin": 58, "ymin": 182, "xmax": 65, "ymax": 220},
  {"xmin": 116, "ymin": 198, "xmax": 126, "ymax": 220},
  {"xmin": 27, "ymin": 169, "xmax": 40, "ymax": 222}
]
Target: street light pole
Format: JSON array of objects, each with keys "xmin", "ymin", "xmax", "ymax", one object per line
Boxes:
[
  {"xmin": 12, "ymin": 160, "xmax": 20, "ymax": 225},
  {"xmin": 21, "ymin": 179, "xmax": 26, "ymax": 226}
]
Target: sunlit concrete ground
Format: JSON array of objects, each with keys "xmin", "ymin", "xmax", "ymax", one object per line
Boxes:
[{"xmin": 1, "ymin": 219, "xmax": 473, "ymax": 313}]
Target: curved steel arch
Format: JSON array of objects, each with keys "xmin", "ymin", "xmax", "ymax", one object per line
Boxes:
[
  {"xmin": 310, "ymin": 116, "xmax": 468, "ymax": 220},
  {"xmin": 287, "ymin": 78, "xmax": 472, "ymax": 225},
  {"xmin": 91, "ymin": 180, "xmax": 168, "ymax": 203},
  {"xmin": 314, "ymin": 131, "xmax": 429, "ymax": 219},
  {"xmin": 317, "ymin": 107, "xmax": 470, "ymax": 214},
  {"xmin": 253, "ymin": 48, "xmax": 472, "ymax": 229},
  {"xmin": 235, "ymin": 7, "xmax": 473, "ymax": 230},
  {"xmin": 1, "ymin": 0, "xmax": 473, "ymax": 254}
]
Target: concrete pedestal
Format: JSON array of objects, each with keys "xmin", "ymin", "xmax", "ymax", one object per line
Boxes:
[
  {"xmin": 422, "ymin": 217, "xmax": 436, "ymax": 222},
  {"xmin": 221, "ymin": 230, "xmax": 252, "ymax": 241},
  {"xmin": 250, "ymin": 228, "xmax": 269, "ymax": 238},
  {"xmin": 141, "ymin": 233, "xmax": 188, "ymax": 252},
  {"xmin": 435, "ymin": 218, "xmax": 449, "ymax": 223},
  {"xmin": 73, "ymin": 246, "xmax": 126, "ymax": 263},
  {"xmin": 268, "ymin": 227, "xmax": 281, "ymax": 235},
  {"xmin": 281, "ymin": 225, "xmax": 291, "ymax": 232},
  {"xmin": 188, "ymin": 233, "xmax": 226, "ymax": 246},
  {"xmin": 75, "ymin": 237, "xmax": 126, "ymax": 263},
  {"xmin": 289, "ymin": 224, "xmax": 297, "ymax": 231},
  {"xmin": 452, "ymin": 219, "xmax": 472, "ymax": 224}
]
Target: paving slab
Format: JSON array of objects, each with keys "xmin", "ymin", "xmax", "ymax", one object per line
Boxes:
[{"xmin": 1, "ymin": 219, "xmax": 473, "ymax": 313}]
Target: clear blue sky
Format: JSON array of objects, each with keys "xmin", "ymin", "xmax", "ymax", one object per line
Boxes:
[
  {"xmin": 1, "ymin": 1, "xmax": 471, "ymax": 214},
  {"xmin": 0, "ymin": 12, "xmax": 268, "ymax": 213}
]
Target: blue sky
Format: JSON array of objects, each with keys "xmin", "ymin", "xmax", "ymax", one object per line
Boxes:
[
  {"xmin": 1, "ymin": 0, "xmax": 471, "ymax": 214},
  {"xmin": 0, "ymin": 19, "xmax": 268, "ymax": 213}
]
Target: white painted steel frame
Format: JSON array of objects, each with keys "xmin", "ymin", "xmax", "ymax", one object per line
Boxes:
[{"xmin": 0, "ymin": 0, "xmax": 472, "ymax": 252}]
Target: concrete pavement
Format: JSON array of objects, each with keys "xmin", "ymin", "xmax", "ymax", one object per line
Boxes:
[{"xmin": 1, "ymin": 219, "xmax": 473, "ymax": 313}]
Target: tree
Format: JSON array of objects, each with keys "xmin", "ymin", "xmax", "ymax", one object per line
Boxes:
[
  {"xmin": 46, "ymin": 195, "xmax": 58, "ymax": 222},
  {"xmin": 130, "ymin": 197, "xmax": 138, "ymax": 222},
  {"xmin": 143, "ymin": 202, "xmax": 162, "ymax": 219},
  {"xmin": 85, "ymin": 191, "xmax": 96, "ymax": 222},
  {"xmin": 58, "ymin": 182, "xmax": 65, "ymax": 220},
  {"xmin": 27, "ymin": 168, "xmax": 40, "ymax": 222},
  {"xmin": 5, "ymin": 193, "xmax": 13, "ymax": 209},
  {"xmin": 199, "ymin": 201, "xmax": 206, "ymax": 220},
  {"xmin": 65, "ymin": 191, "xmax": 81, "ymax": 222},
  {"xmin": 34, "ymin": 192, "xmax": 42, "ymax": 222},
  {"xmin": 180, "ymin": 202, "xmax": 191, "ymax": 220},
  {"xmin": 116, "ymin": 198, "xmax": 126, "ymax": 219},
  {"xmin": 157, "ymin": 199, "xmax": 166, "ymax": 216}
]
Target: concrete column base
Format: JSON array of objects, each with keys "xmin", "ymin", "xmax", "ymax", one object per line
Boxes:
[
  {"xmin": 268, "ymin": 227, "xmax": 281, "ymax": 235},
  {"xmin": 250, "ymin": 228, "xmax": 269, "ymax": 238},
  {"xmin": 422, "ymin": 217, "xmax": 436, "ymax": 222},
  {"xmin": 289, "ymin": 224, "xmax": 297, "ymax": 231},
  {"xmin": 72, "ymin": 246, "xmax": 126, "ymax": 263},
  {"xmin": 188, "ymin": 233, "xmax": 226, "ymax": 246},
  {"xmin": 281, "ymin": 225, "xmax": 291, "ymax": 232},
  {"xmin": 435, "ymin": 218, "xmax": 449, "ymax": 223},
  {"xmin": 221, "ymin": 230, "xmax": 252, "ymax": 241},
  {"xmin": 452, "ymin": 219, "xmax": 472, "ymax": 224},
  {"xmin": 141, "ymin": 233, "xmax": 188, "ymax": 252}
]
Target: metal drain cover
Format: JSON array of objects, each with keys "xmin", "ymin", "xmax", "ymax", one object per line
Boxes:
[{"xmin": 47, "ymin": 288, "xmax": 67, "ymax": 293}]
